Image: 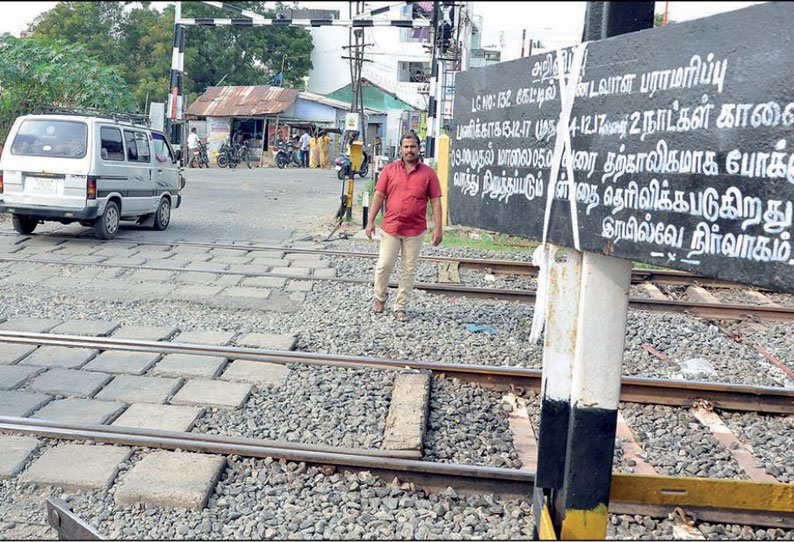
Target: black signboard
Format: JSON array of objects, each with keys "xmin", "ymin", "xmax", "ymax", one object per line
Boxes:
[{"xmin": 450, "ymin": 3, "xmax": 794, "ymax": 292}]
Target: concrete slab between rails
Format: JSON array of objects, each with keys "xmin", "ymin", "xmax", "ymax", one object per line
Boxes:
[
  {"xmin": 0, "ymin": 435, "xmax": 40, "ymax": 479},
  {"xmin": 19, "ymin": 346, "xmax": 98, "ymax": 370},
  {"xmin": 196, "ymin": 290, "xmax": 301, "ymax": 313},
  {"xmin": 313, "ymin": 268, "xmax": 338, "ymax": 278},
  {"xmin": 208, "ymin": 248, "xmax": 248, "ymax": 257},
  {"xmin": 172, "ymin": 330, "xmax": 236, "ymax": 346},
  {"xmin": 111, "ymin": 403, "xmax": 204, "ymax": 432},
  {"xmin": 29, "ymin": 368, "xmax": 112, "ymax": 398},
  {"xmin": 220, "ymin": 360, "xmax": 290, "ymax": 387},
  {"xmin": 289, "ymin": 260, "xmax": 330, "ymax": 269},
  {"xmin": 21, "ymin": 444, "xmax": 131, "ymax": 491},
  {"xmin": 170, "ymin": 379, "xmax": 252, "ymax": 410},
  {"xmin": 0, "ymin": 390, "xmax": 51, "ymax": 417},
  {"xmin": 250, "ymin": 258, "xmax": 287, "ymax": 268},
  {"xmin": 130, "ymin": 269, "xmax": 175, "ymax": 282},
  {"xmin": 0, "ymin": 317, "xmax": 63, "ymax": 333},
  {"xmin": 221, "ymin": 287, "xmax": 272, "ymax": 300},
  {"xmin": 95, "ymin": 375, "xmax": 183, "ymax": 404},
  {"xmin": 240, "ymin": 276, "xmax": 288, "ymax": 289},
  {"xmin": 286, "ymin": 281, "xmax": 313, "ymax": 292},
  {"xmin": 0, "ymin": 344, "xmax": 38, "ymax": 366},
  {"xmin": 50, "ymin": 319, "xmax": 120, "ymax": 337},
  {"xmin": 271, "ymin": 267, "xmax": 311, "ymax": 277},
  {"xmin": 236, "ymin": 333, "xmax": 296, "ymax": 351},
  {"xmin": 380, "ymin": 372, "xmax": 431, "ymax": 456},
  {"xmin": 33, "ymin": 398, "xmax": 126, "ymax": 425},
  {"xmin": 152, "ymin": 354, "xmax": 228, "ymax": 379},
  {"xmin": 114, "ymin": 451, "xmax": 226, "ymax": 509},
  {"xmin": 83, "ymin": 351, "xmax": 163, "ymax": 376},
  {"xmin": 0, "ymin": 365, "xmax": 45, "ymax": 390}
]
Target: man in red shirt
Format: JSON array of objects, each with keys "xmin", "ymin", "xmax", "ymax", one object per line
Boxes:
[{"xmin": 365, "ymin": 133, "xmax": 443, "ymax": 321}]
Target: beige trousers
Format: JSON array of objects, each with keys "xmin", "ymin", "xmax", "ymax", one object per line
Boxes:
[{"xmin": 374, "ymin": 230, "xmax": 424, "ymax": 311}]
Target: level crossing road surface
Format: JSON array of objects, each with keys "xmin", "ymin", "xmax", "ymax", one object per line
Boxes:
[{"xmin": 13, "ymin": 167, "xmax": 368, "ymax": 243}]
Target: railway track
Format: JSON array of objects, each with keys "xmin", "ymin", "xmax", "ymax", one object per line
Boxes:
[
  {"xmin": 1, "ymin": 329, "xmax": 792, "ymax": 535},
  {"xmin": 0, "ymin": 330, "xmax": 791, "ymax": 414},
  {"xmin": 2, "ymin": 249, "xmax": 794, "ymax": 322},
  {"xmin": 0, "ymin": 230, "xmax": 751, "ymax": 287}
]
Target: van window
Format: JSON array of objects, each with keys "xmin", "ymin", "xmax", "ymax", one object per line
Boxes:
[
  {"xmin": 100, "ymin": 127, "xmax": 124, "ymax": 161},
  {"xmin": 124, "ymin": 130, "xmax": 150, "ymax": 163},
  {"xmin": 151, "ymin": 132, "xmax": 174, "ymax": 163},
  {"xmin": 10, "ymin": 119, "xmax": 88, "ymax": 159}
]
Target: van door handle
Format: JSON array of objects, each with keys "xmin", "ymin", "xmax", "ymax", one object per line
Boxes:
[{"xmin": 157, "ymin": 169, "xmax": 163, "ymax": 173}]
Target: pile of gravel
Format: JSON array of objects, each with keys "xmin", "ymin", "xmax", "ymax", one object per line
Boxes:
[
  {"xmin": 423, "ymin": 376, "xmax": 521, "ymax": 468},
  {"xmin": 66, "ymin": 449, "xmax": 534, "ymax": 540},
  {"xmin": 619, "ymin": 404, "xmax": 748, "ymax": 479},
  {"xmin": 193, "ymin": 365, "xmax": 393, "ymax": 449}
]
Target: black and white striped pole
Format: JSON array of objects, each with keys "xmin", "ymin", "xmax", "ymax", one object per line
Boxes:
[
  {"xmin": 167, "ymin": 2, "xmax": 185, "ymax": 152},
  {"xmin": 424, "ymin": 2, "xmax": 440, "ymax": 160},
  {"xmin": 532, "ymin": 3, "xmax": 654, "ymax": 539},
  {"xmin": 533, "ymin": 246, "xmax": 582, "ymax": 531}
]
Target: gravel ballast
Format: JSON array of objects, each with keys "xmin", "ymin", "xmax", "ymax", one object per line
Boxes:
[{"xmin": 192, "ymin": 365, "xmax": 393, "ymax": 449}]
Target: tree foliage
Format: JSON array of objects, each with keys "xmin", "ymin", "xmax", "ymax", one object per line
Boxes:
[
  {"xmin": 0, "ymin": 34, "xmax": 136, "ymax": 144},
  {"xmin": 29, "ymin": 2, "xmax": 314, "ymax": 109}
]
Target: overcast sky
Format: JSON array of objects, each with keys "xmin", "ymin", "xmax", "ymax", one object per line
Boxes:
[{"xmin": 1, "ymin": 1, "xmax": 765, "ymax": 58}]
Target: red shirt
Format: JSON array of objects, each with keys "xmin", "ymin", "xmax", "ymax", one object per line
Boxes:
[{"xmin": 375, "ymin": 160, "xmax": 442, "ymax": 237}]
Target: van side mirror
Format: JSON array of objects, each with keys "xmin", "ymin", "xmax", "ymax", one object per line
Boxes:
[{"xmin": 174, "ymin": 148, "xmax": 182, "ymax": 164}]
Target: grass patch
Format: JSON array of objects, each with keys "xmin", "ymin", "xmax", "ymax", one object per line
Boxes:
[{"xmin": 433, "ymin": 228, "xmax": 538, "ymax": 254}]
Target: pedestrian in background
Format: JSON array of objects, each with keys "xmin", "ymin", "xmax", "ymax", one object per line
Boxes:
[
  {"xmin": 299, "ymin": 130, "xmax": 311, "ymax": 168},
  {"xmin": 365, "ymin": 133, "xmax": 442, "ymax": 321}
]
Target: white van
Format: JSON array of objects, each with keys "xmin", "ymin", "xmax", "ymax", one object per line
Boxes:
[{"xmin": 0, "ymin": 113, "xmax": 183, "ymax": 239}]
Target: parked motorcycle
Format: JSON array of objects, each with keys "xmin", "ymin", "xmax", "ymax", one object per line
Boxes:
[
  {"xmin": 335, "ymin": 150, "xmax": 370, "ymax": 180},
  {"xmin": 274, "ymin": 141, "xmax": 301, "ymax": 169},
  {"xmin": 217, "ymin": 140, "xmax": 236, "ymax": 168},
  {"xmin": 190, "ymin": 141, "xmax": 209, "ymax": 168},
  {"xmin": 217, "ymin": 139, "xmax": 253, "ymax": 169}
]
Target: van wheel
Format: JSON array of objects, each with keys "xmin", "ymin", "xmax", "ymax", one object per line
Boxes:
[
  {"xmin": 153, "ymin": 198, "xmax": 171, "ymax": 231},
  {"xmin": 94, "ymin": 201, "xmax": 120, "ymax": 240},
  {"xmin": 12, "ymin": 215, "xmax": 37, "ymax": 235}
]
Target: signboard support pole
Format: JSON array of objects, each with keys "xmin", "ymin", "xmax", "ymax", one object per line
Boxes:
[
  {"xmin": 559, "ymin": 252, "xmax": 631, "ymax": 539},
  {"xmin": 437, "ymin": 134, "xmax": 450, "ymax": 227},
  {"xmin": 533, "ymin": 246, "xmax": 582, "ymax": 536}
]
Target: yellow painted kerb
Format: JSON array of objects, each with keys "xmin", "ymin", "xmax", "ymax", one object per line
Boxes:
[
  {"xmin": 538, "ymin": 503, "xmax": 558, "ymax": 540},
  {"xmin": 560, "ymin": 504, "xmax": 609, "ymax": 540},
  {"xmin": 437, "ymin": 134, "xmax": 450, "ymax": 227},
  {"xmin": 611, "ymin": 473, "xmax": 794, "ymax": 513}
]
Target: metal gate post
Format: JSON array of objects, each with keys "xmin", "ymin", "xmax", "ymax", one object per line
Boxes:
[
  {"xmin": 559, "ymin": 252, "xmax": 632, "ymax": 539},
  {"xmin": 533, "ymin": 246, "xmax": 582, "ymax": 537}
]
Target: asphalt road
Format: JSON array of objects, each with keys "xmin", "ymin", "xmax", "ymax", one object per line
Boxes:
[{"xmin": 21, "ymin": 166, "xmax": 369, "ymax": 243}]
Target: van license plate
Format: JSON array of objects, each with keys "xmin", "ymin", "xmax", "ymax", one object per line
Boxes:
[{"xmin": 29, "ymin": 178, "xmax": 58, "ymax": 194}]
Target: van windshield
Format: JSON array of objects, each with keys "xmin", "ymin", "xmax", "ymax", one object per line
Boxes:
[{"xmin": 10, "ymin": 119, "xmax": 88, "ymax": 159}]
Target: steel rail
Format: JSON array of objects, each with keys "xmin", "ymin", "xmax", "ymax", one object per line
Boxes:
[
  {"xmin": 0, "ymin": 230, "xmax": 749, "ymax": 286},
  {"xmin": 1, "ymin": 253, "xmax": 792, "ymax": 321},
  {"xmin": 5, "ymin": 417, "xmax": 791, "ymax": 530},
  {"xmin": 0, "ymin": 416, "xmax": 534, "ymax": 496},
  {"xmin": 0, "ymin": 331, "xmax": 791, "ymax": 414}
]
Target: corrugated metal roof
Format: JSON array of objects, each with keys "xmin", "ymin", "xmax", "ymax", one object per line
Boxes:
[
  {"xmin": 185, "ymin": 86, "xmax": 299, "ymax": 117},
  {"xmin": 298, "ymin": 91, "xmax": 385, "ymax": 116}
]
